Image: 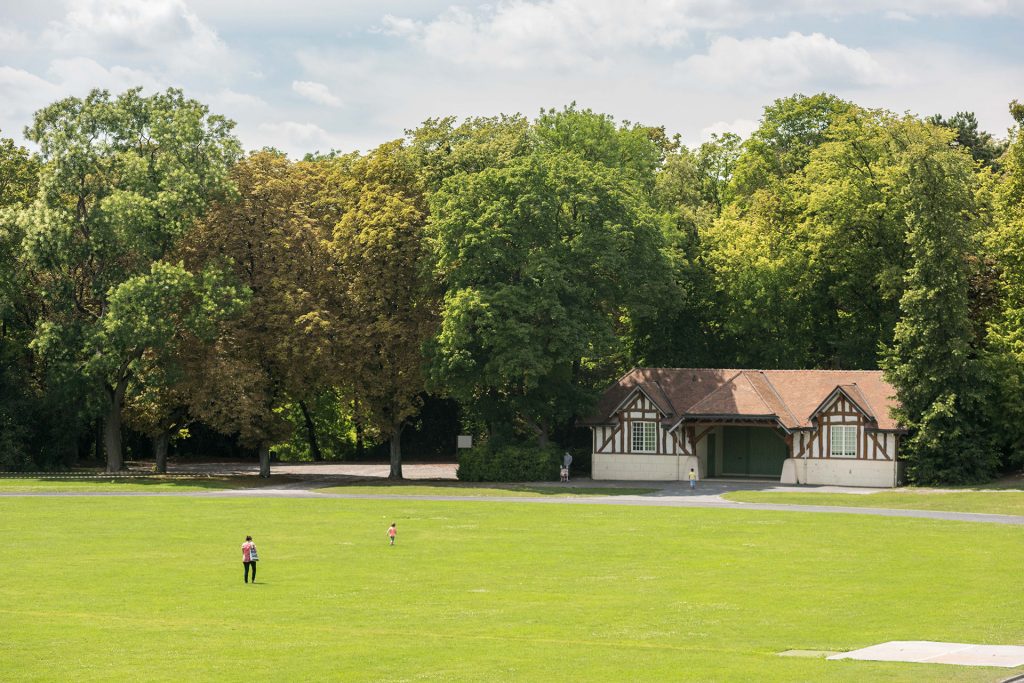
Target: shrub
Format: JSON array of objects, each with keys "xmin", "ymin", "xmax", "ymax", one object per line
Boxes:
[{"xmin": 457, "ymin": 441, "xmax": 561, "ymax": 482}]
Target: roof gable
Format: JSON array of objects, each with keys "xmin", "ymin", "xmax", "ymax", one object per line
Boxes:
[
  {"xmin": 808, "ymin": 384, "xmax": 877, "ymax": 423},
  {"xmin": 608, "ymin": 383, "xmax": 672, "ymax": 420}
]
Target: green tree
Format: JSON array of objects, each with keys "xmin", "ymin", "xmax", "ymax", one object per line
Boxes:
[
  {"xmin": 429, "ymin": 147, "xmax": 669, "ymax": 445},
  {"xmin": 325, "ymin": 141, "xmax": 437, "ymax": 479},
  {"xmin": 19, "ymin": 88, "xmax": 241, "ymax": 472},
  {"xmin": 534, "ymin": 104, "xmax": 669, "ymax": 191},
  {"xmin": 697, "ymin": 95, "xmax": 857, "ymax": 368},
  {"xmin": 984, "ymin": 101, "xmax": 1024, "ymax": 467},
  {"xmin": 184, "ymin": 150, "xmax": 333, "ymax": 477},
  {"xmin": 882, "ymin": 125, "xmax": 997, "ymax": 483},
  {"xmin": 729, "ymin": 93, "xmax": 856, "ymax": 201},
  {"xmin": 796, "ymin": 109, "xmax": 917, "ymax": 368},
  {"xmin": 121, "ymin": 262, "xmax": 247, "ymax": 473},
  {"xmin": 0, "ymin": 134, "xmax": 47, "ymax": 470},
  {"xmin": 407, "ymin": 115, "xmax": 532, "ymax": 193},
  {"xmin": 694, "ymin": 132, "xmax": 743, "ymax": 214},
  {"xmin": 926, "ymin": 111, "xmax": 1006, "ymax": 168}
]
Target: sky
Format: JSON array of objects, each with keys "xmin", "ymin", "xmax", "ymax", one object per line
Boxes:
[{"xmin": 1, "ymin": 0, "xmax": 1022, "ymax": 157}]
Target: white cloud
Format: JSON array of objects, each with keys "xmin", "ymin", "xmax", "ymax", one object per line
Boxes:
[
  {"xmin": 700, "ymin": 118, "xmax": 759, "ymax": 141},
  {"xmin": 0, "ymin": 27, "xmax": 32, "ymax": 51},
  {"xmin": 44, "ymin": 0, "xmax": 228, "ymax": 70},
  {"xmin": 680, "ymin": 32, "xmax": 895, "ymax": 89},
  {"xmin": 206, "ymin": 89, "xmax": 268, "ymax": 112},
  {"xmin": 255, "ymin": 121, "xmax": 348, "ymax": 156},
  {"xmin": 291, "ymin": 80, "xmax": 342, "ymax": 107},
  {"xmin": 47, "ymin": 57, "xmax": 158, "ymax": 93},
  {"xmin": 0, "ymin": 67, "xmax": 62, "ymax": 124},
  {"xmin": 382, "ymin": 1, "xmax": 737, "ymax": 69},
  {"xmin": 382, "ymin": 0, "xmax": 1021, "ymax": 71},
  {"xmin": 794, "ymin": 0, "xmax": 1016, "ymax": 18},
  {"xmin": 0, "ymin": 58, "xmax": 159, "ymax": 137}
]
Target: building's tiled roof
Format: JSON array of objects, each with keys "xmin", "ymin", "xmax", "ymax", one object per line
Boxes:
[
  {"xmin": 582, "ymin": 368, "xmax": 902, "ymax": 431},
  {"xmin": 685, "ymin": 371, "xmax": 774, "ymax": 417}
]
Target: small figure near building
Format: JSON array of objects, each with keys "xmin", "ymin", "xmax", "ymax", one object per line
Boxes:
[{"xmin": 688, "ymin": 468, "xmax": 698, "ymax": 490}]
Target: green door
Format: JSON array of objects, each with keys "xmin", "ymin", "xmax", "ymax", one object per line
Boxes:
[{"xmin": 721, "ymin": 427, "xmax": 788, "ymax": 477}]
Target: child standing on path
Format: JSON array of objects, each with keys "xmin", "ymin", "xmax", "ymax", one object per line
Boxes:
[
  {"xmin": 242, "ymin": 535, "xmax": 259, "ymax": 584},
  {"xmin": 387, "ymin": 523, "xmax": 397, "ymax": 546},
  {"xmin": 688, "ymin": 468, "xmax": 698, "ymax": 490}
]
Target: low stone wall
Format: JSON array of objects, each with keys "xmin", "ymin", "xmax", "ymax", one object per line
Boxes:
[
  {"xmin": 592, "ymin": 453, "xmax": 699, "ymax": 481},
  {"xmin": 780, "ymin": 458, "xmax": 902, "ymax": 487}
]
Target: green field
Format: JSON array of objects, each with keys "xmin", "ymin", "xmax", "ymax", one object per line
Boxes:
[
  {"xmin": 723, "ymin": 490, "xmax": 1024, "ymax": 516},
  {"xmin": 0, "ymin": 478, "xmax": 655, "ymax": 498},
  {"xmin": 1, "ymin": 496, "xmax": 1021, "ymax": 681}
]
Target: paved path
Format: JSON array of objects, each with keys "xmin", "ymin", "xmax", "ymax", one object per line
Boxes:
[{"xmin": 4, "ymin": 485, "xmax": 1023, "ymax": 526}]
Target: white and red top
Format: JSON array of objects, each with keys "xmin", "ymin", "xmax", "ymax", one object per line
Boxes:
[
  {"xmin": 387, "ymin": 527, "xmax": 396, "ymax": 538},
  {"xmin": 242, "ymin": 541, "xmax": 256, "ymax": 562}
]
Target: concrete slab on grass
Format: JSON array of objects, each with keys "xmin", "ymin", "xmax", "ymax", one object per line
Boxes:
[{"xmin": 829, "ymin": 641, "xmax": 1024, "ymax": 668}]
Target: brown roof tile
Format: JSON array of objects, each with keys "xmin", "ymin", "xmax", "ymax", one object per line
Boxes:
[{"xmin": 582, "ymin": 367, "xmax": 902, "ymax": 431}]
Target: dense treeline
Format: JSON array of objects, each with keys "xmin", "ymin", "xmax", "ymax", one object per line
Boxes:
[{"xmin": 1, "ymin": 88, "xmax": 1022, "ymax": 483}]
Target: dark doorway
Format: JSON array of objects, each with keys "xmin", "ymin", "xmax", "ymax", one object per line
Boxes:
[
  {"xmin": 721, "ymin": 426, "xmax": 788, "ymax": 477},
  {"xmin": 706, "ymin": 433, "xmax": 717, "ymax": 477}
]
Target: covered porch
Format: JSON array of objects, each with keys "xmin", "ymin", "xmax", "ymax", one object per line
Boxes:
[{"xmin": 682, "ymin": 420, "xmax": 792, "ymax": 480}]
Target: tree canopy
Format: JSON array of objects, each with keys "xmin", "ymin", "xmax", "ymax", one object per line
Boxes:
[{"xmin": 2, "ymin": 88, "xmax": 1022, "ymax": 485}]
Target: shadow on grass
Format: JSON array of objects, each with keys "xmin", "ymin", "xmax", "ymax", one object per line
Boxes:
[{"xmin": 0, "ymin": 474, "xmax": 300, "ymax": 491}]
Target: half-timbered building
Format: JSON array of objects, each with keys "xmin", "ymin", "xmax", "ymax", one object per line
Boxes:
[{"xmin": 582, "ymin": 368, "xmax": 906, "ymax": 487}]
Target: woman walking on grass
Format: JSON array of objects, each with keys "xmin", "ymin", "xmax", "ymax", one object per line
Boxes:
[{"xmin": 242, "ymin": 535, "xmax": 259, "ymax": 583}]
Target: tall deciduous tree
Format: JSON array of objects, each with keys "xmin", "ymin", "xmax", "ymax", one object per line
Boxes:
[
  {"xmin": 184, "ymin": 150, "xmax": 333, "ymax": 477},
  {"xmin": 0, "ymin": 133, "xmax": 46, "ymax": 470},
  {"xmin": 882, "ymin": 124, "xmax": 997, "ymax": 483},
  {"xmin": 20, "ymin": 88, "xmax": 240, "ymax": 471},
  {"xmin": 429, "ymin": 147, "xmax": 669, "ymax": 445},
  {"xmin": 984, "ymin": 101, "xmax": 1024, "ymax": 468},
  {"xmin": 797, "ymin": 110, "xmax": 916, "ymax": 368},
  {"xmin": 324, "ymin": 141, "xmax": 436, "ymax": 479}
]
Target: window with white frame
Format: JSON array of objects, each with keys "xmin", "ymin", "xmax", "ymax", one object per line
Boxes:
[
  {"xmin": 632, "ymin": 421, "xmax": 657, "ymax": 453},
  {"xmin": 830, "ymin": 425, "xmax": 858, "ymax": 458}
]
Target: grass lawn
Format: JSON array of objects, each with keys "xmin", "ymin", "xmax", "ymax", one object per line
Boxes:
[
  {"xmin": 722, "ymin": 490, "xmax": 1024, "ymax": 516},
  {"xmin": 316, "ymin": 483, "xmax": 658, "ymax": 497},
  {"xmin": 0, "ymin": 475, "xmax": 293, "ymax": 492},
  {"xmin": 1, "ymin": 497, "xmax": 1021, "ymax": 681}
]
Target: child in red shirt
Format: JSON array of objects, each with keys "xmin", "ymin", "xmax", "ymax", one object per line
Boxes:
[{"xmin": 387, "ymin": 523, "xmax": 397, "ymax": 546}]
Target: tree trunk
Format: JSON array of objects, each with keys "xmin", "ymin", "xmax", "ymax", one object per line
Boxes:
[
  {"xmin": 258, "ymin": 442, "xmax": 271, "ymax": 479},
  {"xmin": 94, "ymin": 417, "xmax": 103, "ymax": 464},
  {"xmin": 299, "ymin": 400, "xmax": 323, "ymax": 461},
  {"xmin": 525, "ymin": 417, "xmax": 550, "ymax": 448},
  {"xmin": 354, "ymin": 404, "xmax": 365, "ymax": 459},
  {"xmin": 103, "ymin": 380, "xmax": 128, "ymax": 473},
  {"xmin": 389, "ymin": 425, "xmax": 403, "ymax": 480},
  {"xmin": 153, "ymin": 430, "xmax": 169, "ymax": 474}
]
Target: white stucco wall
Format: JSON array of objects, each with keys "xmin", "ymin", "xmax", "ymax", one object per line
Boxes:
[
  {"xmin": 593, "ymin": 453, "xmax": 699, "ymax": 481},
  {"xmin": 780, "ymin": 458, "xmax": 902, "ymax": 487}
]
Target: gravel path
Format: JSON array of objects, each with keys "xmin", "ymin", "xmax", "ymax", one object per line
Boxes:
[{"xmin": 3, "ymin": 486, "xmax": 1023, "ymax": 526}]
